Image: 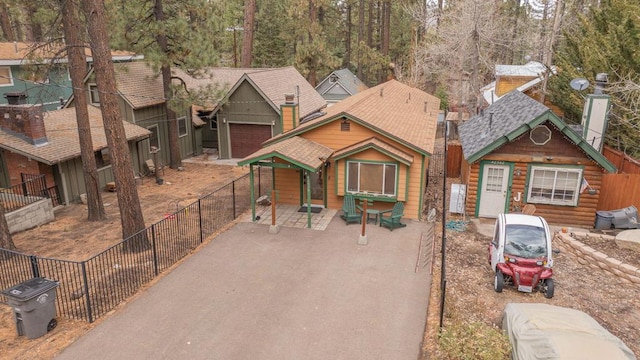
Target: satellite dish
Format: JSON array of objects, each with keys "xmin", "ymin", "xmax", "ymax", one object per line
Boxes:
[{"xmin": 570, "ymin": 78, "xmax": 590, "ymax": 91}]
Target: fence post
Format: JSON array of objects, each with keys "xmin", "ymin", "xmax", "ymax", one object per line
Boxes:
[
  {"xmin": 80, "ymin": 261, "xmax": 93, "ymax": 323},
  {"xmin": 258, "ymin": 167, "xmax": 262, "ymax": 198},
  {"xmin": 232, "ymin": 180, "xmax": 237, "ymax": 219},
  {"xmin": 151, "ymin": 225, "xmax": 159, "ymax": 276},
  {"xmin": 30, "ymin": 255, "xmax": 40, "ymax": 278},
  {"xmin": 198, "ymin": 199, "xmax": 203, "ymax": 243}
]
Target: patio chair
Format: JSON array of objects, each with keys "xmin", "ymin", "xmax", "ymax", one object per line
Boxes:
[
  {"xmin": 379, "ymin": 202, "xmax": 406, "ymax": 231},
  {"xmin": 145, "ymin": 159, "xmax": 156, "ymax": 175},
  {"xmin": 340, "ymin": 193, "xmax": 362, "ymax": 224}
]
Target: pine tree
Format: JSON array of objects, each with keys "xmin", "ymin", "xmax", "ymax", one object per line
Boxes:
[{"xmin": 549, "ymin": 0, "xmax": 640, "ymax": 156}]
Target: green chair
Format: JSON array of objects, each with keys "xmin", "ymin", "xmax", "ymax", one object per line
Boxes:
[
  {"xmin": 379, "ymin": 202, "xmax": 406, "ymax": 231},
  {"xmin": 340, "ymin": 193, "xmax": 362, "ymax": 224}
]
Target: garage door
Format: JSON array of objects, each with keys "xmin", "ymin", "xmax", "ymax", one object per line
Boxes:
[{"xmin": 229, "ymin": 124, "xmax": 272, "ymax": 158}]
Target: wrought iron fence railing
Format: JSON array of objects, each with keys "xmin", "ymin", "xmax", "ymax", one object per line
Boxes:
[{"xmin": 0, "ymin": 166, "xmax": 273, "ymax": 323}]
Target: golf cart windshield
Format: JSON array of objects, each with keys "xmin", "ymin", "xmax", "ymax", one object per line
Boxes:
[{"xmin": 504, "ymin": 224, "xmax": 547, "ymax": 259}]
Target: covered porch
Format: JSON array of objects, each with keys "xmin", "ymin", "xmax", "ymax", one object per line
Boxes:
[
  {"xmin": 238, "ymin": 136, "xmax": 334, "ymax": 229},
  {"xmin": 241, "ymin": 203, "xmax": 337, "ymax": 231}
]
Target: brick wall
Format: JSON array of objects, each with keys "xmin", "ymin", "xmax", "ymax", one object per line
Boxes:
[
  {"xmin": 0, "ymin": 104, "xmax": 47, "ymax": 145},
  {"xmin": 2, "ymin": 151, "xmax": 54, "ymax": 188}
]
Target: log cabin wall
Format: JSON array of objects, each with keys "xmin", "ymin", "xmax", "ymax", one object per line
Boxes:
[{"xmin": 464, "ymin": 121, "xmax": 606, "ymax": 228}]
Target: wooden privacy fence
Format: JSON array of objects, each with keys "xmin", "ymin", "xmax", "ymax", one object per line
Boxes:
[
  {"xmin": 603, "ymin": 146, "xmax": 640, "ymax": 174},
  {"xmin": 597, "ymin": 173, "xmax": 640, "ymax": 211}
]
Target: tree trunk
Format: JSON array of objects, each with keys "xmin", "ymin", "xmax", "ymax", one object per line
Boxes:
[
  {"xmin": 61, "ymin": 0, "xmax": 106, "ymax": 221},
  {"xmin": 22, "ymin": 2, "xmax": 43, "ymax": 41},
  {"xmin": 82, "ymin": 0, "xmax": 148, "ymax": 251},
  {"xmin": 154, "ymin": 0, "xmax": 182, "ymax": 169},
  {"xmin": 540, "ymin": 0, "xmax": 564, "ymax": 105},
  {"xmin": 307, "ymin": 0, "xmax": 317, "ymax": 86},
  {"xmin": 241, "ymin": 0, "xmax": 255, "ymax": 68},
  {"xmin": 357, "ymin": 0, "xmax": 365, "ymax": 80},
  {"xmin": 367, "ymin": 0, "xmax": 373, "ymax": 48},
  {"xmin": 0, "ymin": 203, "xmax": 16, "ymax": 251},
  {"xmin": 0, "ymin": 2, "xmax": 14, "ymax": 42},
  {"xmin": 343, "ymin": 3, "xmax": 352, "ymax": 68}
]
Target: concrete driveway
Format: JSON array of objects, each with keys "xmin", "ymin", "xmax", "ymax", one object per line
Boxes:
[{"xmin": 56, "ymin": 216, "xmax": 433, "ymax": 360}]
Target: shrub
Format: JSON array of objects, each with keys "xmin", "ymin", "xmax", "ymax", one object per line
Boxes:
[{"xmin": 437, "ymin": 320, "xmax": 511, "ymax": 360}]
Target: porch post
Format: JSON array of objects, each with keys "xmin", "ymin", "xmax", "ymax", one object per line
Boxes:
[
  {"xmin": 249, "ymin": 164, "xmax": 256, "ymax": 221},
  {"xmin": 306, "ymin": 170, "xmax": 311, "ymax": 228}
]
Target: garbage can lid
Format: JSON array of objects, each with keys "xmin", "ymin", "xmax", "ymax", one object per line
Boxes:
[
  {"xmin": 596, "ymin": 210, "xmax": 614, "ymax": 218},
  {"xmin": 1, "ymin": 277, "xmax": 58, "ymax": 301}
]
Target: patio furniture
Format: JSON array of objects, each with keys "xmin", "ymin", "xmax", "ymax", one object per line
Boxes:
[
  {"xmin": 379, "ymin": 202, "xmax": 406, "ymax": 231},
  {"xmin": 357, "ymin": 199, "xmax": 379, "ymax": 224},
  {"xmin": 340, "ymin": 193, "xmax": 362, "ymax": 224}
]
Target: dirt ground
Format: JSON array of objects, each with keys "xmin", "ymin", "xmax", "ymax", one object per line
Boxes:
[
  {"xmin": 1, "ymin": 160, "xmax": 248, "ymax": 360},
  {"xmin": 421, "ymin": 183, "xmax": 640, "ymax": 358}
]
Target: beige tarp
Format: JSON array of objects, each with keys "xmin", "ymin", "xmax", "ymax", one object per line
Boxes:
[{"xmin": 502, "ymin": 303, "xmax": 636, "ymax": 360}]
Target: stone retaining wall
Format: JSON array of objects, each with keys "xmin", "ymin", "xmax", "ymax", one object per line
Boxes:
[
  {"xmin": 5, "ymin": 198, "xmax": 54, "ymax": 234},
  {"xmin": 554, "ymin": 231, "xmax": 640, "ymax": 287}
]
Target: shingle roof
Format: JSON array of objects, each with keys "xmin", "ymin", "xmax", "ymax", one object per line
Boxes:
[
  {"xmin": 459, "ymin": 90, "xmax": 616, "ymax": 172},
  {"xmin": 265, "ymin": 79, "xmax": 440, "ymax": 155},
  {"xmin": 316, "ymin": 68, "xmax": 368, "ymax": 96},
  {"xmin": 459, "ymin": 90, "xmax": 548, "ymax": 160},
  {"xmin": 114, "ymin": 62, "xmax": 165, "ymax": 109},
  {"xmin": 0, "ymin": 42, "xmax": 140, "ymax": 65},
  {"xmin": 0, "ymin": 106, "xmax": 150, "ymax": 165},
  {"xmin": 174, "ymin": 67, "xmax": 327, "ymax": 118},
  {"xmin": 333, "ymin": 137, "xmax": 414, "ymax": 165},
  {"xmin": 237, "ymin": 136, "xmax": 333, "ymax": 171}
]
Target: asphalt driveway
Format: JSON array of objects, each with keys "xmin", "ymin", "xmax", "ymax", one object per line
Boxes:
[{"xmin": 56, "ymin": 216, "xmax": 433, "ymax": 360}]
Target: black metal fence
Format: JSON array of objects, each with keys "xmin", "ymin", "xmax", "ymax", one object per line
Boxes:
[
  {"xmin": 0, "ymin": 166, "xmax": 272, "ymax": 323},
  {"xmin": 0, "ymin": 173, "xmax": 62, "ymax": 212}
]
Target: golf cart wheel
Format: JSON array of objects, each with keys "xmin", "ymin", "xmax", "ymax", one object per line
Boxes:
[
  {"xmin": 543, "ymin": 279, "xmax": 554, "ymax": 299},
  {"xmin": 47, "ymin": 318, "xmax": 58, "ymax": 332},
  {"xmin": 494, "ymin": 270, "xmax": 504, "ymax": 293}
]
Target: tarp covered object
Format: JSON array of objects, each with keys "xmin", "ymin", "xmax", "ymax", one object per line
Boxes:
[{"xmin": 502, "ymin": 303, "xmax": 636, "ymax": 360}]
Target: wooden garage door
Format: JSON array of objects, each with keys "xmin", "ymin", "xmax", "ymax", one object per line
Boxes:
[{"xmin": 229, "ymin": 124, "xmax": 272, "ymax": 158}]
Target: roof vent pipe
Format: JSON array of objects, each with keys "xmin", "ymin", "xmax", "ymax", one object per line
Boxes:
[
  {"xmin": 489, "ymin": 111, "xmax": 494, "ymax": 130},
  {"xmin": 594, "ymin": 73, "xmax": 608, "ymax": 94}
]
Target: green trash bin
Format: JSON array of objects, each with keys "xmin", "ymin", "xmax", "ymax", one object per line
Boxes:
[{"xmin": 1, "ymin": 277, "xmax": 59, "ymax": 339}]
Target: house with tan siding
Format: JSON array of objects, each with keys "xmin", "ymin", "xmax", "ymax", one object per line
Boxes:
[
  {"xmin": 459, "ymin": 90, "xmax": 616, "ymax": 227},
  {"xmin": 238, "ymin": 79, "xmax": 440, "ymax": 222}
]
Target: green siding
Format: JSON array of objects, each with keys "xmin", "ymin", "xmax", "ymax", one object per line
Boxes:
[
  {"xmin": 0, "ymin": 64, "xmax": 72, "ymax": 111},
  {"xmin": 217, "ymin": 81, "xmax": 280, "ymax": 159}
]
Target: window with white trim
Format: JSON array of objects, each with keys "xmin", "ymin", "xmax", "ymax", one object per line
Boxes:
[
  {"xmin": 89, "ymin": 84, "xmax": 100, "ymax": 104},
  {"xmin": 527, "ymin": 166, "xmax": 582, "ymax": 206},
  {"xmin": 0, "ymin": 66, "xmax": 13, "ymax": 86},
  {"xmin": 347, "ymin": 161, "xmax": 397, "ymax": 197},
  {"xmin": 178, "ymin": 117, "xmax": 188, "ymax": 137}
]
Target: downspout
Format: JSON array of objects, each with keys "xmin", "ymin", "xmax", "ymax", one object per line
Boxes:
[
  {"xmin": 306, "ymin": 170, "xmax": 311, "ymax": 228},
  {"xmin": 58, "ymin": 164, "xmax": 70, "ymax": 205}
]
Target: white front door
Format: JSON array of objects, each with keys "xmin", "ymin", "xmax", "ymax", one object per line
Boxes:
[{"xmin": 478, "ymin": 164, "xmax": 510, "ymax": 218}]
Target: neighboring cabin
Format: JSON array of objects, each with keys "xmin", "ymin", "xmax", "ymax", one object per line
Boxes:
[
  {"xmin": 0, "ymin": 42, "xmax": 141, "ymax": 111},
  {"xmin": 0, "ymin": 104, "xmax": 149, "ymax": 205},
  {"xmin": 177, "ymin": 66, "xmax": 327, "ymax": 159},
  {"xmin": 480, "ymin": 61, "xmax": 563, "ymax": 116},
  {"xmin": 239, "ymin": 79, "xmax": 440, "ymax": 221},
  {"xmin": 66, "ymin": 62, "xmax": 198, "ymax": 167},
  {"xmin": 459, "ymin": 90, "xmax": 616, "ymax": 227},
  {"xmin": 315, "ymin": 68, "xmax": 368, "ymax": 106}
]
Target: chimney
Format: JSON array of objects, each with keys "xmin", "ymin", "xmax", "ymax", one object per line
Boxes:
[
  {"xmin": 4, "ymin": 92, "xmax": 28, "ymax": 105},
  {"xmin": 0, "ymin": 104, "xmax": 48, "ymax": 145},
  {"xmin": 594, "ymin": 73, "xmax": 608, "ymax": 94},
  {"xmin": 581, "ymin": 72, "xmax": 610, "ymax": 153},
  {"xmin": 280, "ymin": 93, "xmax": 299, "ymax": 133}
]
